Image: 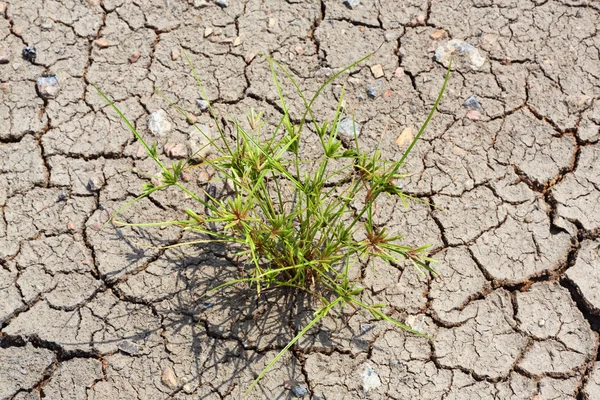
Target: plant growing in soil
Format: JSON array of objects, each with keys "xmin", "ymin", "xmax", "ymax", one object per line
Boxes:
[{"xmin": 95, "ymin": 52, "xmax": 449, "ymax": 394}]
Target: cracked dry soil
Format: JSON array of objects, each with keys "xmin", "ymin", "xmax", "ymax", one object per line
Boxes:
[{"xmin": 1, "ymin": 0, "xmax": 599, "ymax": 399}]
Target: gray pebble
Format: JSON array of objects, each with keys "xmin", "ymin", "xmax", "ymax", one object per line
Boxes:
[
  {"xmin": 118, "ymin": 340, "xmax": 141, "ymax": 355},
  {"xmin": 291, "ymin": 385, "xmax": 309, "ymax": 397},
  {"xmin": 463, "ymin": 95, "xmax": 483, "ymax": 112},
  {"xmin": 343, "ymin": 0, "xmax": 360, "ymax": 9},
  {"xmin": 366, "ymin": 87, "xmax": 377, "ymax": 99},
  {"xmin": 215, "ymin": 0, "xmax": 227, "ymax": 7},
  {"xmin": 36, "ymin": 76, "xmax": 60, "ymax": 99},
  {"xmin": 196, "ymin": 98, "xmax": 210, "ymax": 111},
  {"xmin": 337, "ymin": 117, "xmax": 361, "ymax": 144}
]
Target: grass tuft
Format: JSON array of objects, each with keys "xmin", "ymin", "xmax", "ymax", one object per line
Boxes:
[{"xmin": 95, "ymin": 52, "xmax": 450, "ymax": 394}]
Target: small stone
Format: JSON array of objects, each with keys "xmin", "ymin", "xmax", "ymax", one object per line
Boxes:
[
  {"xmin": 161, "ymin": 366, "xmax": 178, "ymax": 389},
  {"xmin": 204, "ymin": 27, "xmax": 213, "ymax": 37},
  {"xmin": 148, "ymin": 110, "xmax": 172, "ymax": 137},
  {"xmin": 394, "ymin": 67, "xmax": 404, "ymax": 78},
  {"xmin": 118, "ymin": 340, "xmax": 141, "ymax": 355},
  {"xmin": 0, "ymin": 82, "xmax": 11, "ymax": 93},
  {"xmin": 171, "ymin": 49, "xmax": 180, "ymax": 61},
  {"xmin": 343, "ymin": 0, "xmax": 360, "ymax": 9},
  {"xmin": 151, "ymin": 177, "xmax": 162, "ymax": 187},
  {"xmin": 95, "ymin": 39, "xmax": 110, "ymax": 48},
  {"xmin": 416, "ymin": 15, "xmax": 425, "ymax": 24},
  {"xmin": 396, "ymin": 127, "xmax": 413, "ymax": 148},
  {"xmin": 182, "ymin": 382, "xmax": 197, "ymax": 394},
  {"xmin": 434, "ymin": 39, "xmax": 486, "ymax": 71},
  {"xmin": 384, "ymin": 32, "xmax": 397, "ymax": 42},
  {"xmin": 194, "ymin": 0, "xmax": 209, "ymax": 7},
  {"xmin": 268, "ymin": 18, "xmax": 277, "ymax": 29},
  {"xmin": 136, "ymin": 145, "xmax": 148, "ymax": 158},
  {"xmin": 13, "ymin": 26, "xmax": 22, "ymax": 35},
  {"xmin": 164, "ymin": 142, "xmax": 188, "ymax": 159},
  {"xmin": 181, "ymin": 171, "xmax": 192, "ymax": 182},
  {"xmin": 215, "ymin": 0, "xmax": 227, "ymax": 7},
  {"xmin": 0, "ymin": 2, "xmax": 6, "ymax": 13},
  {"xmin": 86, "ymin": 0, "xmax": 101, "ymax": 5},
  {"xmin": 41, "ymin": 19, "xmax": 54, "ymax": 30},
  {"xmin": 57, "ymin": 193, "xmax": 67, "ymax": 202},
  {"xmin": 337, "ymin": 117, "xmax": 361, "ymax": 144},
  {"xmin": 233, "ymin": 36, "xmax": 241, "ymax": 46},
  {"xmin": 466, "ymin": 110, "xmax": 481, "ymax": 120},
  {"xmin": 366, "ymin": 87, "xmax": 377, "ymax": 99},
  {"xmin": 431, "ymin": 29, "xmax": 447, "ymax": 40},
  {"xmin": 370, "ymin": 64, "xmax": 384, "ymax": 79},
  {"xmin": 291, "ymin": 385, "xmax": 309, "ymax": 397},
  {"xmin": 0, "ymin": 47, "xmax": 11, "ymax": 64},
  {"xmin": 294, "ymin": 45, "xmax": 304, "ymax": 55},
  {"xmin": 36, "ymin": 76, "xmax": 60, "ymax": 99},
  {"xmin": 186, "ymin": 114, "xmax": 198, "ymax": 124},
  {"xmin": 22, "ymin": 46, "xmax": 37, "ymax": 63},
  {"xmin": 67, "ymin": 222, "xmax": 75, "ymax": 230},
  {"xmin": 360, "ymin": 324, "xmax": 372, "ymax": 333},
  {"xmin": 87, "ymin": 175, "xmax": 104, "ymax": 191},
  {"xmin": 405, "ymin": 314, "xmax": 425, "ymax": 332},
  {"xmin": 575, "ymin": 10, "xmax": 583, "ymax": 18},
  {"xmin": 463, "ymin": 95, "xmax": 483, "ymax": 112},
  {"xmin": 188, "ymin": 125, "xmax": 214, "ymax": 161},
  {"xmin": 197, "ymin": 169, "xmax": 211, "ymax": 183},
  {"xmin": 244, "ymin": 50, "xmax": 257, "ymax": 63},
  {"xmin": 128, "ymin": 50, "xmax": 141, "ymax": 63},
  {"xmin": 538, "ymin": 319, "xmax": 546, "ymax": 327},
  {"xmin": 196, "ymin": 99, "xmax": 210, "ymax": 111},
  {"xmin": 315, "ymin": 67, "xmax": 334, "ymax": 78},
  {"xmin": 362, "ymin": 365, "xmax": 381, "ymax": 393}
]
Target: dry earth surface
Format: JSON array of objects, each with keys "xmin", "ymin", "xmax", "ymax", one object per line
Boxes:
[{"xmin": 1, "ymin": 0, "xmax": 600, "ymax": 399}]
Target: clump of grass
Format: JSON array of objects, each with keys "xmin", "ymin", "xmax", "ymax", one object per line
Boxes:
[{"xmin": 95, "ymin": 51, "xmax": 449, "ymax": 394}]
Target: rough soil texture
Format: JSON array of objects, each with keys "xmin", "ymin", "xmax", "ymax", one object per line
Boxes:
[{"xmin": 1, "ymin": 0, "xmax": 600, "ymax": 399}]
